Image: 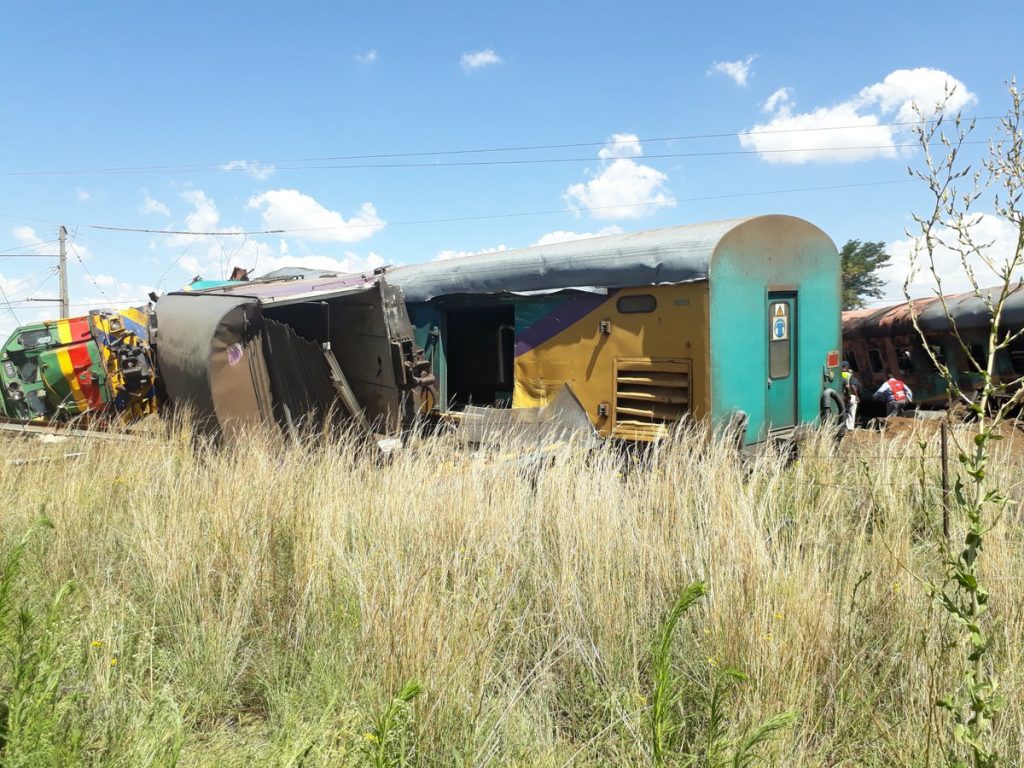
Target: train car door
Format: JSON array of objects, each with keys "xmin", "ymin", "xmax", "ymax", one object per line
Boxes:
[{"xmin": 766, "ymin": 293, "xmax": 797, "ymax": 430}]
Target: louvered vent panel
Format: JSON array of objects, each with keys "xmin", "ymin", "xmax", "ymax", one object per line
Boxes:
[{"xmin": 613, "ymin": 359, "xmax": 691, "ymax": 440}]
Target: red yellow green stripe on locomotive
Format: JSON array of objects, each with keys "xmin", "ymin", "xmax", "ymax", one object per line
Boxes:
[{"xmin": 0, "ymin": 307, "xmax": 157, "ymax": 422}]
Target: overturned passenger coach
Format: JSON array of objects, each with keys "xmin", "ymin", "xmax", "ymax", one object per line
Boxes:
[
  {"xmin": 155, "ymin": 214, "xmax": 843, "ymax": 445},
  {"xmin": 390, "ymin": 215, "xmax": 843, "ymax": 445}
]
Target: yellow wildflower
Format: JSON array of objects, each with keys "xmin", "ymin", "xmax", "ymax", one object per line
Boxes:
[
  {"xmin": 110, "ymin": 657, "xmax": 118, "ymax": 667},
  {"xmin": 90, "ymin": 640, "xmax": 103, "ymax": 648},
  {"xmin": 763, "ymin": 632, "xmax": 774, "ymax": 643},
  {"xmin": 363, "ymin": 732, "xmax": 377, "ymax": 742},
  {"xmin": 707, "ymin": 656, "xmax": 718, "ymax": 668},
  {"xmin": 774, "ymin": 612, "xmax": 783, "ymax": 621}
]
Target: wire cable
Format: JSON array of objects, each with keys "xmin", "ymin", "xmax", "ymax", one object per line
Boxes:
[
  {"xmin": 87, "ymin": 177, "xmax": 915, "ymax": 237},
  {"xmin": 0, "ymin": 115, "xmax": 1001, "ymax": 177},
  {"xmin": 68, "ymin": 229, "xmax": 110, "ymax": 303}
]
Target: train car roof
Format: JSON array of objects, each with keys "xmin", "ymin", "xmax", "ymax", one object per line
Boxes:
[
  {"xmin": 164, "ymin": 269, "xmax": 381, "ymax": 306},
  {"xmin": 387, "ymin": 214, "xmax": 826, "ymax": 303},
  {"xmin": 843, "ymin": 284, "xmax": 1024, "ymax": 338},
  {"xmin": 170, "ymin": 214, "xmax": 830, "ymax": 306}
]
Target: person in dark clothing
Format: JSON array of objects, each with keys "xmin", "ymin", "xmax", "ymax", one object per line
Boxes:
[{"xmin": 840, "ymin": 360, "xmax": 862, "ymax": 430}]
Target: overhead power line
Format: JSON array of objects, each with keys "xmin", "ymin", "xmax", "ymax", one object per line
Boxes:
[
  {"xmin": 87, "ymin": 177, "xmax": 915, "ymax": 237},
  {"xmin": 0, "ymin": 116, "xmax": 1000, "ymax": 177}
]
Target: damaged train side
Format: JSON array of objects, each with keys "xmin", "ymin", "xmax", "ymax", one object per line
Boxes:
[
  {"xmin": 842, "ymin": 285, "xmax": 1024, "ymax": 416},
  {"xmin": 154, "ymin": 272, "xmax": 435, "ymax": 439},
  {"xmin": 0, "ymin": 308, "xmax": 158, "ymax": 422}
]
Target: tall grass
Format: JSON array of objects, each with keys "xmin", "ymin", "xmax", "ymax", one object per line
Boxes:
[{"xmin": 0, "ymin": 419, "xmax": 1020, "ymax": 766}]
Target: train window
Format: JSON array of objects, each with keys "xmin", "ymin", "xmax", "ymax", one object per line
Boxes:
[
  {"xmin": 896, "ymin": 347, "xmax": 914, "ymax": 375},
  {"xmin": 868, "ymin": 349, "xmax": 884, "ymax": 373},
  {"xmin": 616, "ymin": 294, "xmax": 657, "ymax": 314},
  {"xmin": 17, "ymin": 330, "xmax": 52, "ymax": 349},
  {"xmin": 769, "ymin": 338, "xmax": 790, "ymax": 379},
  {"xmin": 924, "ymin": 343, "xmax": 946, "ymax": 372},
  {"xmin": 969, "ymin": 343, "xmax": 988, "ymax": 370},
  {"xmin": 1011, "ymin": 351, "xmax": 1024, "ymax": 375},
  {"xmin": 496, "ymin": 324, "xmax": 515, "ymax": 387},
  {"xmin": 844, "ymin": 349, "xmax": 859, "ymax": 372}
]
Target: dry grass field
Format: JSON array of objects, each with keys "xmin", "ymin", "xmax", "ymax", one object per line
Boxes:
[{"xmin": 0, "ymin": 418, "xmax": 1020, "ymax": 766}]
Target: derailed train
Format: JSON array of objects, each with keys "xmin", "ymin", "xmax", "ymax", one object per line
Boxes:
[
  {"xmin": 842, "ymin": 286, "xmax": 1024, "ymax": 417},
  {"xmin": 1, "ymin": 214, "xmax": 847, "ymax": 446}
]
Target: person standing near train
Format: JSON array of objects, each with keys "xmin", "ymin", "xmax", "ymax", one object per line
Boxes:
[
  {"xmin": 874, "ymin": 373, "xmax": 913, "ymax": 417},
  {"xmin": 841, "ymin": 361, "xmax": 862, "ymax": 429}
]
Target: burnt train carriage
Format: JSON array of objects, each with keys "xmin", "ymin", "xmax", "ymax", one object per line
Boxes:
[
  {"xmin": 389, "ymin": 215, "xmax": 843, "ymax": 445},
  {"xmin": 842, "ymin": 286, "xmax": 1024, "ymax": 413}
]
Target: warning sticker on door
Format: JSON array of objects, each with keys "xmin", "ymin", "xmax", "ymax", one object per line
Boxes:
[
  {"xmin": 771, "ymin": 315, "xmax": 789, "ymax": 341},
  {"xmin": 774, "ymin": 303, "xmax": 787, "ymax": 317}
]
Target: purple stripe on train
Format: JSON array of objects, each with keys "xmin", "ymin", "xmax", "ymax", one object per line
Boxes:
[{"xmin": 514, "ymin": 292, "xmax": 610, "ymax": 356}]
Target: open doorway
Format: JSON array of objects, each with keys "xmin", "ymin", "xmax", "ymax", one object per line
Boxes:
[{"xmin": 444, "ymin": 304, "xmax": 515, "ymax": 408}]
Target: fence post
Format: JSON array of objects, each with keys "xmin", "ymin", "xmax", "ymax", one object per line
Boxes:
[{"xmin": 940, "ymin": 420, "xmax": 950, "ymax": 540}]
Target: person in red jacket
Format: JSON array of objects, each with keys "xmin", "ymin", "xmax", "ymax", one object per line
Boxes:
[{"xmin": 874, "ymin": 373, "xmax": 913, "ymax": 417}]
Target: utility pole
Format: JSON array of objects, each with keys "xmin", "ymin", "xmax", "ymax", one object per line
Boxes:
[{"xmin": 58, "ymin": 225, "xmax": 69, "ymax": 319}]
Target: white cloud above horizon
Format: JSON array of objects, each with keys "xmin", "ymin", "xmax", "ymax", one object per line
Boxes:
[
  {"xmin": 739, "ymin": 67, "xmax": 976, "ymax": 164},
  {"xmin": 431, "ymin": 226, "xmax": 626, "ymax": 261},
  {"xmin": 761, "ymin": 87, "xmax": 793, "ymax": 113},
  {"xmin": 881, "ymin": 213, "xmax": 1021, "ymax": 301},
  {"xmin": 220, "ymin": 159, "xmax": 275, "ymax": 179},
  {"xmin": 139, "ymin": 190, "xmax": 170, "ymax": 216},
  {"xmin": 356, "ymin": 49, "xmax": 378, "ymax": 64},
  {"xmin": 530, "ymin": 226, "xmax": 624, "ymax": 246},
  {"xmin": 247, "ymin": 189, "xmax": 386, "ymax": 243},
  {"xmin": 460, "ymin": 48, "xmax": 502, "ymax": 72},
  {"xmin": 707, "ymin": 55, "xmax": 756, "ymax": 86},
  {"xmin": 564, "ymin": 134, "xmax": 675, "ymax": 220}
]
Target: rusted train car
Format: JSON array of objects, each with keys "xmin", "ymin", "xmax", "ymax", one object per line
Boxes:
[{"xmin": 842, "ymin": 286, "xmax": 1024, "ymax": 415}]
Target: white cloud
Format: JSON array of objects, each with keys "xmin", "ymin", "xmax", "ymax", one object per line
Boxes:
[
  {"xmin": 707, "ymin": 55, "xmax": 756, "ymax": 86},
  {"xmin": 598, "ymin": 133, "xmax": 642, "ymax": 160},
  {"xmin": 356, "ymin": 49, "xmax": 378, "ymax": 64},
  {"xmin": 739, "ymin": 67, "xmax": 976, "ymax": 164},
  {"xmin": 882, "ymin": 214, "xmax": 1021, "ymax": 301},
  {"xmin": 91, "ymin": 273, "xmax": 117, "ymax": 287},
  {"xmin": 166, "ymin": 189, "xmax": 242, "ymax": 257},
  {"xmin": 761, "ymin": 87, "xmax": 792, "ymax": 113},
  {"xmin": 220, "ymin": 159, "xmax": 275, "ymax": 180},
  {"xmin": 531, "ymin": 226, "xmax": 624, "ymax": 247},
  {"xmin": 256, "ymin": 250, "xmax": 386, "ymax": 275},
  {"xmin": 139, "ymin": 190, "xmax": 171, "ymax": 216},
  {"xmin": 79, "ymin": 274, "xmax": 154, "ymax": 303},
  {"xmin": 11, "ymin": 226, "xmax": 91, "ymax": 261},
  {"xmin": 182, "ymin": 189, "xmax": 223, "ymax": 233},
  {"xmin": 12, "ymin": 226, "xmax": 48, "ymax": 252},
  {"xmin": 76, "ymin": 188, "xmax": 90, "ymax": 201},
  {"xmin": 858, "ymin": 68, "xmax": 975, "ymax": 123},
  {"xmin": 246, "ymin": 189, "xmax": 385, "ymax": 243},
  {"xmin": 564, "ymin": 135, "xmax": 675, "ymax": 220},
  {"xmin": 460, "ymin": 49, "xmax": 502, "ymax": 72},
  {"xmin": 434, "ymin": 244, "xmax": 508, "ymax": 262}
]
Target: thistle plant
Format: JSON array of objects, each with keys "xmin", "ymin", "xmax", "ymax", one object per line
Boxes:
[
  {"xmin": 905, "ymin": 81, "xmax": 1024, "ymax": 767},
  {"xmin": 650, "ymin": 581, "xmax": 797, "ymax": 768}
]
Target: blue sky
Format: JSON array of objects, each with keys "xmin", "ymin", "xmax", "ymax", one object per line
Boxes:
[{"xmin": 0, "ymin": 1, "xmax": 1018, "ymax": 336}]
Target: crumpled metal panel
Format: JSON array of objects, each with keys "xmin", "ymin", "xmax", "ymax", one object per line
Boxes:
[
  {"xmin": 388, "ymin": 216, "xmax": 788, "ymax": 302},
  {"xmin": 155, "ymin": 293, "xmax": 273, "ymax": 436}
]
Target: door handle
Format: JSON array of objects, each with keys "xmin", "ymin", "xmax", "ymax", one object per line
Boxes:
[{"xmin": 767, "ymin": 378, "xmax": 772, "ymax": 389}]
